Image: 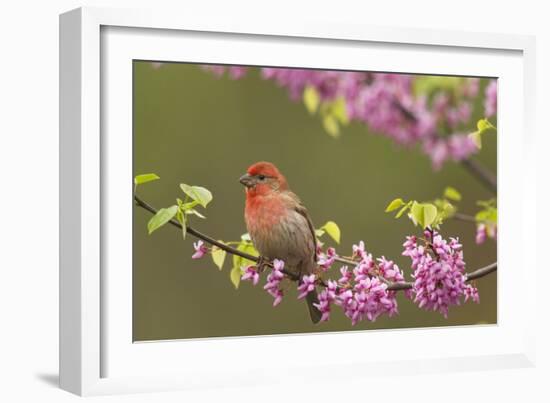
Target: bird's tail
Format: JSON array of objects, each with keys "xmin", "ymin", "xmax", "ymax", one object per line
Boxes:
[{"xmin": 306, "ymin": 291, "xmax": 322, "ymax": 324}]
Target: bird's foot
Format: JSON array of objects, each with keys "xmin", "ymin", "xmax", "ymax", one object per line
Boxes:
[{"xmin": 256, "ymin": 256, "xmax": 271, "ymax": 273}]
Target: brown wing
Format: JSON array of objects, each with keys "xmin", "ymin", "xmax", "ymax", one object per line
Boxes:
[{"xmin": 292, "ymin": 199, "xmax": 318, "ymax": 264}]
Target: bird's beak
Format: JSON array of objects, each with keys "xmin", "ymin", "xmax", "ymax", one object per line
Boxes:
[{"xmin": 239, "ymin": 173, "xmax": 255, "ymax": 188}]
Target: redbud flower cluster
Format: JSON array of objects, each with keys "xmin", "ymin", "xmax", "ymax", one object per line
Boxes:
[
  {"xmin": 332, "ymin": 242, "xmax": 404, "ymax": 325},
  {"xmin": 402, "ymin": 231, "xmax": 479, "ymax": 317},
  {"xmin": 475, "ymin": 223, "xmax": 497, "ymax": 245},
  {"xmin": 263, "ymin": 259, "xmax": 285, "ymax": 306},
  {"xmin": 198, "ymin": 65, "xmax": 492, "ymax": 169},
  {"xmin": 314, "ymin": 242, "xmax": 408, "ymax": 325},
  {"xmin": 193, "ymin": 231, "xmax": 482, "ymax": 323}
]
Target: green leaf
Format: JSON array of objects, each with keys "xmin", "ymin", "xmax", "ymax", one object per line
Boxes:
[
  {"xmin": 475, "ymin": 211, "xmax": 489, "ymax": 222},
  {"xmin": 147, "ymin": 205, "xmax": 178, "ymax": 235},
  {"xmin": 476, "ymin": 199, "xmax": 496, "ymax": 208},
  {"xmin": 477, "ymin": 118, "xmax": 496, "ymax": 133},
  {"xmin": 233, "ymin": 242, "xmax": 258, "ymax": 266},
  {"xmin": 211, "ymin": 245, "xmax": 227, "ymax": 270},
  {"xmin": 180, "ymin": 184, "xmax": 213, "ymax": 208},
  {"xmin": 240, "ymin": 233, "xmax": 252, "ymax": 242},
  {"xmin": 422, "ymin": 203, "xmax": 438, "ymax": 228},
  {"xmin": 385, "ymin": 198, "xmax": 406, "ymax": 213},
  {"xmin": 409, "ymin": 201, "xmax": 422, "ymax": 226},
  {"xmin": 488, "ymin": 209, "xmax": 497, "ymax": 223},
  {"xmin": 176, "ymin": 208, "xmax": 187, "ymax": 239},
  {"xmin": 432, "ymin": 198, "xmax": 456, "ymax": 227},
  {"xmin": 180, "ymin": 201, "xmax": 200, "ymax": 210},
  {"xmin": 315, "ymin": 229, "xmax": 325, "ymax": 238},
  {"xmin": 332, "ymin": 97, "xmax": 349, "ymax": 125},
  {"xmin": 303, "ymin": 85, "xmax": 320, "ymax": 114},
  {"xmin": 469, "ymin": 131, "xmax": 482, "ymax": 149},
  {"xmin": 186, "ymin": 209, "xmax": 206, "ymax": 219},
  {"xmin": 409, "ymin": 202, "xmax": 437, "ymax": 228},
  {"xmin": 134, "ymin": 173, "xmax": 160, "ymax": 186},
  {"xmin": 443, "ymin": 187, "xmax": 462, "ymax": 201},
  {"xmin": 476, "ymin": 207, "xmax": 497, "ymax": 224},
  {"xmin": 395, "ymin": 203, "xmax": 410, "ymax": 218},
  {"xmin": 470, "ymin": 119, "xmax": 496, "ymax": 150},
  {"xmin": 321, "ymin": 221, "xmax": 341, "ymax": 244},
  {"xmin": 322, "ymin": 115, "xmax": 340, "ymax": 138},
  {"xmin": 438, "ymin": 199, "xmax": 456, "ymax": 217},
  {"xmin": 230, "ymin": 266, "xmax": 242, "ymax": 289},
  {"xmin": 181, "ymin": 218, "xmax": 187, "ymax": 239}
]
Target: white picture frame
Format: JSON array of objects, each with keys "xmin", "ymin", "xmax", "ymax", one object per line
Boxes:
[{"xmin": 59, "ymin": 6, "xmax": 537, "ymax": 396}]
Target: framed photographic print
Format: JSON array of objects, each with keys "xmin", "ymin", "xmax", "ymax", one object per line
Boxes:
[{"xmin": 59, "ymin": 6, "xmax": 537, "ymax": 396}]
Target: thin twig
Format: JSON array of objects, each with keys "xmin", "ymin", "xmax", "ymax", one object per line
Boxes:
[
  {"xmin": 386, "ymin": 262, "xmax": 497, "ymax": 291},
  {"xmin": 134, "ymin": 194, "xmax": 496, "ymax": 290},
  {"xmin": 334, "ymin": 256, "xmax": 359, "ymax": 266},
  {"xmin": 460, "ymin": 158, "xmax": 497, "ymax": 194},
  {"xmin": 451, "ymin": 212, "xmax": 477, "ymax": 223}
]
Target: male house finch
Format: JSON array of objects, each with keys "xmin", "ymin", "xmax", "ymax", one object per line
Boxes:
[{"xmin": 239, "ymin": 162, "xmax": 322, "ymax": 323}]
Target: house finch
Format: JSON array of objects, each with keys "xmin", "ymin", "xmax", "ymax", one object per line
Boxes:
[{"xmin": 239, "ymin": 162, "xmax": 322, "ymax": 323}]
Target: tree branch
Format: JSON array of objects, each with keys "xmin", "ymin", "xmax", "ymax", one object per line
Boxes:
[
  {"xmin": 134, "ymin": 194, "xmax": 496, "ymax": 290},
  {"xmin": 135, "ymin": 194, "xmax": 258, "ymax": 262},
  {"xmin": 134, "ymin": 194, "xmax": 299, "ymax": 280},
  {"xmin": 465, "ymin": 262, "xmax": 498, "ymax": 281},
  {"xmin": 393, "ymin": 97, "xmax": 497, "ymax": 194}
]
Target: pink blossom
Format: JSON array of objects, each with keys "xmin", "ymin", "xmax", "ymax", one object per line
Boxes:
[
  {"xmin": 228, "ymin": 66, "xmax": 247, "ymax": 79},
  {"xmin": 463, "ymin": 78, "xmax": 480, "ymax": 98},
  {"xmin": 377, "ymin": 256, "xmax": 413, "ymax": 300},
  {"xmin": 241, "ymin": 265, "xmax": 260, "ymax": 286},
  {"xmin": 317, "ymin": 247, "xmax": 337, "ymax": 270},
  {"xmin": 192, "ymin": 240, "xmax": 208, "ymax": 259},
  {"xmin": 476, "ymin": 223, "xmax": 497, "ymax": 244},
  {"xmin": 352, "ymin": 241, "xmax": 367, "ymax": 261},
  {"xmin": 476, "ymin": 224, "xmax": 487, "ymax": 245},
  {"xmin": 484, "ymin": 80, "xmax": 497, "ymax": 117},
  {"xmin": 314, "ymin": 281, "xmax": 337, "ymax": 322},
  {"xmin": 263, "ymin": 259, "xmax": 286, "ymax": 306},
  {"xmin": 353, "ymin": 260, "xmax": 374, "ymax": 283},
  {"xmin": 297, "ymin": 274, "xmax": 316, "ymax": 299},
  {"xmin": 270, "ymin": 289, "xmax": 284, "ymax": 307},
  {"xmin": 487, "ymin": 224, "xmax": 497, "ymax": 240},
  {"xmin": 338, "ymin": 266, "xmax": 352, "ymax": 285},
  {"xmin": 464, "ymin": 284, "xmax": 480, "ymax": 303}
]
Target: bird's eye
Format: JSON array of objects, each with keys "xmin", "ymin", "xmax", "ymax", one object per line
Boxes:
[{"xmin": 258, "ymin": 175, "xmax": 266, "ymax": 181}]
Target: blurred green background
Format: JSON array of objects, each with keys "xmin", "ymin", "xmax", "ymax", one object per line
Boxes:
[{"xmin": 133, "ymin": 61, "xmax": 497, "ymax": 341}]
